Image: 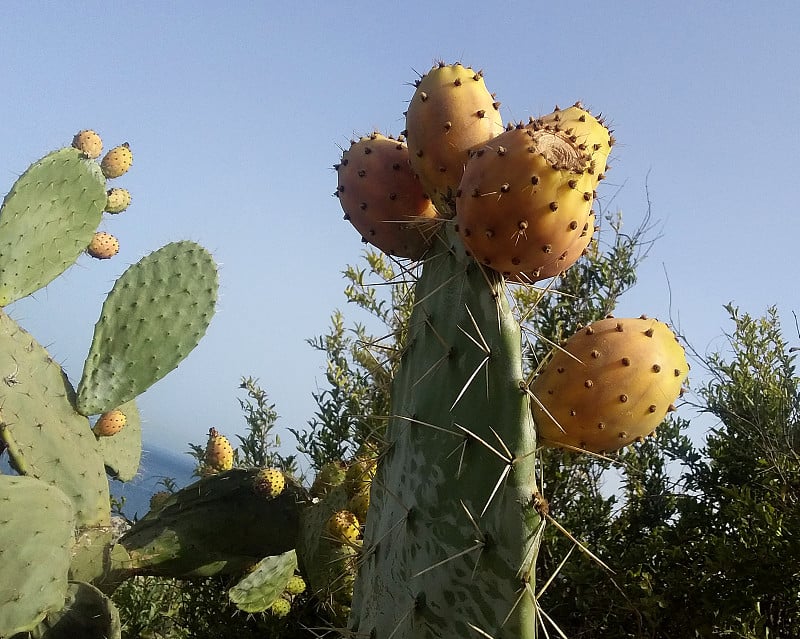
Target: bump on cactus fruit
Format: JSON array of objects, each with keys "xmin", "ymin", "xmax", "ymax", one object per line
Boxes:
[
  {"xmin": 336, "ymin": 132, "xmax": 439, "ymax": 259},
  {"xmin": 269, "ymin": 597, "xmax": 291, "ymax": 618},
  {"xmin": 100, "ymin": 142, "xmax": 133, "ymax": 178},
  {"xmin": 531, "ymin": 315, "xmax": 689, "ymax": 452},
  {"xmin": 404, "ymin": 62, "xmax": 504, "ymax": 216},
  {"xmin": 104, "ymin": 188, "xmax": 131, "ymax": 214},
  {"xmin": 254, "ymin": 467, "xmax": 285, "ymax": 498},
  {"xmin": 285, "ymin": 575, "xmax": 306, "ymax": 596},
  {"xmin": 204, "ymin": 427, "xmax": 234, "ymax": 472},
  {"xmin": 327, "ymin": 509, "xmax": 361, "ymax": 544},
  {"xmin": 72, "ymin": 129, "xmax": 103, "ymax": 159},
  {"xmin": 455, "ymin": 123, "xmax": 597, "ymax": 276},
  {"xmin": 93, "ymin": 408, "xmax": 127, "ymax": 437},
  {"xmin": 87, "ymin": 232, "xmax": 119, "ymax": 259}
]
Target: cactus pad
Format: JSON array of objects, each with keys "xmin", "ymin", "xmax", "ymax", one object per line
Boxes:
[
  {"xmin": 0, "ymin": 147, "xmax": 106, "ymax": 306},
  {"xmin": 228, "ymin": 549, "xmax": 298, "ymax": 613},
  {"xmin": 76, "ymin": 241, "xmax": 218, "ymax": 415}
]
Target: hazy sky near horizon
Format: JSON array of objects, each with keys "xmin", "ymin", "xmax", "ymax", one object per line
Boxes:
[{"xmin": 1, "ymin": 2, "xmax": 797, "ymax": 458}]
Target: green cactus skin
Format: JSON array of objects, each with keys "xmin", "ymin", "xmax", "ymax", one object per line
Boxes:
[
  {"xmin": 228, "ymin": 549, "xmax": 298, "ymax": 613},
  {"xmin": 348, "ymin": 225, "xmax": 540, "ymax": 639},
  {"xmin": 94, "ymin": 399, "xmax": 142, "ymax": 481},
  {"xmin": 0, "ymin": 476, "xmax": 75, "ymax": 637},
  {"xmin": 0, "ymin": 310, "xmax": 111, "ymax": 528},
  {"xmin": 0, "ymin": 147, "xmax": 106, "ymax": 306},
  {"xmin": 76, "ymin": 241, "xmax": 218, "ymax": 416},
  {"xmin": 117, "ymin": 469, "xmax": 304, "ymax": 578},
  {"xmin": 26, "ymin": 581, "xmax": 122, "ymax": 639}
]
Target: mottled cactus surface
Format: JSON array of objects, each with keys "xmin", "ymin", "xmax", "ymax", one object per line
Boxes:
[{"xmin": 349, "ymin": 225, "xmax": 540, "ymax": 638}]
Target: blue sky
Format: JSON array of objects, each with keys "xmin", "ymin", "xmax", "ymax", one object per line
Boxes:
[{"xmin": 1, "ymin": 2, "xmax": 797, "ymax": 458}]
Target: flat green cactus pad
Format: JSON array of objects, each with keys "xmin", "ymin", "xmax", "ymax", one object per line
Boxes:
[
  {"xmin": 76, "ymin": 241, "xmax": 218, "ymax": 416},
  {"xmin": 95, "ymin": 399, "xmax": 142, "ymax": 481},
  {"xmin": 26, "ymin": 581, "xmax": 121, "ymax": 639},
  {"xmin": 0, "ymin": 310, "xmax": 111, "ymax": 528},
  {"xmin": 0, "ymin": 147, "xmax": 106, "ymax": 306},
  {"xmin": 0, "ymin": 475, "xmax": 75, "ymax": 637},
  {"xmin": 228, "ymin": 550, "xmax": 298, "ymax": 613}
]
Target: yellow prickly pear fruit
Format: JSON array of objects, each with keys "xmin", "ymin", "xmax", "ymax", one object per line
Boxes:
[
  {"xmin": 405, "ymin": 62, "xmax": 504, "ymax": 216},
  {"xmin": 531, "ymin": 316, "xmax": 689, "ymax": 453},
  {"xmin": 93, "ymin": 408, "xmax": 127, "ymax": 436},
  {"xmin": 285, "ymin": 575, "xmax": 306, "ymax": 596},
  {"xmin": 335, "ymin": 132, "xmax": 439, "ymax": 260},
  {"xmin": 72, "ymin": 129, "xmax": 103, "ymax": 159},
  {"xmin": 348, "ymin": 488, "xmax": 370, "ymax": 522},
  {"xmin": 344, "ymin": 455, "xmax": 376, "ymax": 496},
  {"xmin": 105, "ymin": 187, "xmax": 132, "ymax": 214},
  {"xmin": 254, "ymin": 467, "xmax": 285, "ymax": 498},
  {"xmin": 269, "ymin": 596, "xmax": 292, "ymax": 618},
  {"xmin": 327, "ymin": 509, "xmax": 361, "ymax": 544},
  {"xmin": 310, "ymin": 460, "xmax": 347, "ymax": 497},
  {"xmin": 204, "ymin": 427, "xmax": 234, "ymax": 472},
  {"xmin": 87, "ymin": 232, "xmax": 120, "ymax": 259},
  {"xmin": 101, "ymin": 142, "xmax": 133, "ymax": 178}
]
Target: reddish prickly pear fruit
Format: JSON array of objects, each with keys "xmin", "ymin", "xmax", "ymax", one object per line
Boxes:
[
  {"xmin": 405, "ymin": 62, "xmax": 504, "ymax": 216},
  {"xmin": 511, "ymin": 210, "xmax": 597, "ymax": 283},
  {"xmin": 531, "ymin": 316, "xmax": 689, "ymax": 453},
  {"xmin": 336, "ymin": 132, "xmax": 439, "ymax": 259},
  {"xmin": 254, "ymin": 467, "xmax": 285, "ymax": 498},
  {"xmin": 310, "ymin": 460, "xmax": 347, "ymax": 497},
  {"xmin": 87, "ymin": 231, "xmax": 120, "ymax": 259},
  {"xmin": 101, "ymin": 142, "xmax": 133, "ymax": 178},
  {"xmin": 93, "ymin": 408, "xmax": 127, "ymax": 436},
  {"xmin": 285, "ymin": 575, "xmax": 307, "ymax": 596},
  {"xmin": 455, "ymin": 125, "xmax": 594, "ymax": 275},
  {"xmin": 327, "ymin": 509, "xmax": 361, "ymax": 544},
  {"xmin": 105, "ymin": 187, "xmax": 132, "ymax": 213},
  {"xmin": 204, "ymin": 427, "xmax": 234, "ymax": 472},
  {"xmin": 269, "ymin": 596, "xmax": 292, "ymax": 617},
  {"xmin": 72, "ymin": 129, "xmax": 103, "ymax": 159}
]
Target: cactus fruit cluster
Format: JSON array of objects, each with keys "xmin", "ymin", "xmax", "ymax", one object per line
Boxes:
[
  {"xmin": 0, "ymin": 130, "xmax": 219, "ymax": 637},
  {"xmin": 332, "ymin": 61, "xmax": 688, "ymax": 638}
]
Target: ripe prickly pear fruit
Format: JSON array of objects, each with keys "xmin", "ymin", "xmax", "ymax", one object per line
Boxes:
[
  {"xmin": 93, "ymin": 408, "xmax": 127, "ymax": 437},
  {"xmin": 87, "ymin": 231, "xmax": 120, "ymax": 260},
  {"xmin": 344, "ymin": 454, "xmax": 376, "ymax": 495},
  {"xmin": 72, "ymin": 129, "xmax": 103, "ymax": 159},
  {"xmin": 405, "ymin": 62, "xmax": 504, "ymax": 215},
  {"xmin": 310, "ymin": 460, "xmax": 347, "ymax": 497},
  {"xmin": 254, "ymin": 467, "xmax": 285, "ymax": 498},
  {"xmin": 455, "ymin": 124, "xmax": 595, "ymax": 275},
  {"xmin": 100, "ymin": 142, "xmax": 133, "ymax": 178},
  {"xmin": 531, "ymin": 316, "xmax": 689, "ymax": 453},
  {"xmin": 204, "ymin": 427, "xmax": 234, "ymax": 472},
  {"xmin": 285, "ymin": 575, "xmax": 306, "ymax": 596},
  {"xmin": 327, "ymin": 509, "xmax": 361, "ymax": 544},
  {"xmin": 269, "ymin": 596, "xmax": 292, "ymax": 618},
  {"xmin": 104, "ymin": 187, "xmax": 132, "ymax": 214},
  {"xmin": 149, "ymin": 491, "xmax": 171, "ymax": 512},
  {"xmin": 336, "ymin": 132, "xmax": 439, "ymax": 259}
]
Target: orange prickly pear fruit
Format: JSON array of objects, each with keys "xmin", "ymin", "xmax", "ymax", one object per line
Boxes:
[
  {"xmin": 404, "ymin": 62, "xmax": 504, "ymax": 215},
  {"xmin": 327, "ymin": 509, "xmax": 361, "ymax": 544},
  {"xmin": 72, "ymin": 129, "xmax": 103, "ymax": 159},
  {"xmin": 254, "ymin": 467, "xmax": 285, "ymax": 498},
  {"xmin": 204, "ymin": 427, "xmax": 234, "ymax": 472},
  {"xmin": 105, "ymin": 187, "xmax": 132, "ymax": 213},
  {"xmin": 101, "ymin": 142, "xmax": 133, "ymax": 178},
  {"xmin": 93, "ymin": 408, "xmax": 127, "ymax": 436},
  {"xmin": 87, "ymin": 231, "xmax": 120, "ymax": 259},
  {"xmin": 336, "ymin": 132, "xmax": 439, "ymax": 259},
  {"xmin": 531, "ymin": 316, "xmax": 689, "ymax": 453}
]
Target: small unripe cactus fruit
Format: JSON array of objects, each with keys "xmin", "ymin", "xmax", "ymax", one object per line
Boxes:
[
  {"xmin": 531, "ymin": 316, "xmax": 689, "ymax": 452},
  {"xmin": 72, "ymin": 129, "xmax": 103, "ymax": 159},
  {"xmin": 105, "ymin": 187, "xmax": 132, "ymax": 213},
  {"xmin": 345, "ymin": 455, "xmax": 376, "ymax": 495},
  {"xmin": 93, "ymin": 408, "xmax": 127, "ymax": 436},
  {"xmin": 254, "ymin": 467, "xmax": 285, "ymax": 498},
  {"xmin": 310, "ymin": 460, "xmax": 347, "ymax": 497},
  {"xmin": 101, "ymin": 142, "xmax": 133, "ymax": 178},
  {"xmin": 87, "ymin": 232, "xmax": 120, "ymax": 260},
  {"xmin": 204, "ymin": 427, "xmax": 234, "ymax": 472},
  {"xmin": 285, "ymin": 575, "xmax": 307, "ymax": 596},
  {"xmin": 348, "ymin": 488, "xmax": 370, "ymax": 522},
  {"xmin": 327, "ymin": 509, "xmax": 361, "ymax": 544},
  {"xmin": 269, "ymin": 596, "xmax": 292, "ymax": 618}
]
